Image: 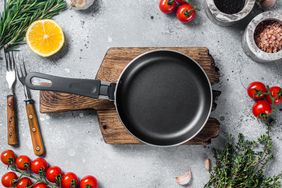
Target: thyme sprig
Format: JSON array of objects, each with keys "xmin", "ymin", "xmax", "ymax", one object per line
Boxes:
[
  {"xmin": 0, "ymin": 0, "xmax": 67, "ymax": 51},
  {"xmin": 205, "ymin": 133, "xmax": 282, "ymax": 188}
]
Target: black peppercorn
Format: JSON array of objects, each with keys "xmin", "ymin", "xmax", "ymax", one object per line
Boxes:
[{"xmin": 214, "ymin": 0, "xmax": 246, "ymax": 14}]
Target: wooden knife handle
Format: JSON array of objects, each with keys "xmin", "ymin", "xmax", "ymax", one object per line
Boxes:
[
  {"xmin": 7, "ymin": 95, "xmax": 18, "ymax": 146},
  {"xmin": 25, "ymin": 100, "xmax": 45, "ymax": 156}
]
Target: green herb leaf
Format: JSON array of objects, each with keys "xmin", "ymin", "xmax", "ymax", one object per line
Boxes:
[{"xmin": 205, "ymin": 133, "xmax": 282, "ymax": 188}]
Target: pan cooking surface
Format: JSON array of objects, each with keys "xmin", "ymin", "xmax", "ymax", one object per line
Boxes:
[{"xmin": 116, "ymin": 51, "xmax": 212, "ymax": 146}]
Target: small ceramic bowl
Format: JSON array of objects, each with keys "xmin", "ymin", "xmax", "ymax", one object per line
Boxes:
[
  {"xmin": 204, "ymin": 0, "xmax": 256, "ymax": 26},
  {"xmin": 242, "ymin": 11, "xmax": 282, "ymax": 63}
]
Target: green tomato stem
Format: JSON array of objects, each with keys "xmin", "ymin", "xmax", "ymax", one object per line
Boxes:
[{"xmin": 8, "ymin": 164, "xmax": 59, "ymax": 188}]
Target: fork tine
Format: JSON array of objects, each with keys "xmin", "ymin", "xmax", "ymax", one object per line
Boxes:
[
  {"xmin": 8, "ymin": 52, "xmax": 13, "ymax": 71},
  {"xmin": 6, "ymin": 51, "xmax": 15, "ymax": 71},
  {"xmin": 5, "ymin": 52, "xmax": 9, "ymax": 71},
  {"xmin": 10, "ymin": 51, "xmax": 15, "ymax": 70},
  {"xmin": 22, "ymin": 60, "xmax": 27, "ymax": 76},
  {"xmin": 16, "ymin": 61, "xmax": 21, "ymax": 78},
  {"xmin": 16, "ymin": 66, "xmax": 21, "ymax": 79},
  {"xmin": 19, "ymin": 64, "xmax": 24, "ymax": 78}
]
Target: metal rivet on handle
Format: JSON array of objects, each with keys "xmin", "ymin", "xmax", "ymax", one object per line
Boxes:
[
  {"xmin": 36, "ymin": 146, "xmax": 40, "ymax": 151},
  {"xmin": 32, "ymin": 128, "xmax": 36, "ymax": 132},
  {"xmin": 29, "ymin": 115, "xmax": 33, "ymax": 119}
]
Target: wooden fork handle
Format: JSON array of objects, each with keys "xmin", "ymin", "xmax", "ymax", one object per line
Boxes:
[
  {"xmin": 25, "ymin": 100, "xmax": 45, "ymax": 156},
  {"xmin": 7, "ymin": 95, "xmax": 18, "ymax": 146}
]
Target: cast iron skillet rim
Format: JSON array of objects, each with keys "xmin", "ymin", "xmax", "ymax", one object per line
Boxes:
[{"xmin": 114, "ymin": 49, "xmax": 213, "ymax": 147}]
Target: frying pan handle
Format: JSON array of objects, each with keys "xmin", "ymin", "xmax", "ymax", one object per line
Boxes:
[{"xmin": 25, "ymin": 72, "xmax": 116, "ymax": 100}]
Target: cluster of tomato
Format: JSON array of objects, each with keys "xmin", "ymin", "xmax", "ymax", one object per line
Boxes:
[
  {"xmin": 159, "ymin": 0, "xmax": 197, "ymax": 23},
  {"xmin": 1, "ymin": 150, "xmax": 98, "ymax": 188},
  {"xmin": 247, "ymin": 81, "xmax": 282, "ymax": 119}
]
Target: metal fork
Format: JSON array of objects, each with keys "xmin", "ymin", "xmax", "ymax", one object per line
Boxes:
[
  {"xmin": 16, "ymin": 57, "xmax": 45, "ymax": 156},
  {"xmin": 5, "ymin": 50, "xmax": 18, "ymax": 146}
]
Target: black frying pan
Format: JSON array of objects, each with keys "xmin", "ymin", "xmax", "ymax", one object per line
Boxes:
[{"xmin": 25, "ymin": 50, "xmax": 212, "ymax": 146}]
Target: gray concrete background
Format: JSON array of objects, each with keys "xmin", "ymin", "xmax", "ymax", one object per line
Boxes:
[{"xmin": 0, "ymin": 0, "xmax": 282, "ymax": 187}]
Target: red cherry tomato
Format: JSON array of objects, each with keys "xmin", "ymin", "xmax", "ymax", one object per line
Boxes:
[
  {"xmin": 266, "ymin": 86, "xmax": 282, "ymax": 105},
  {"xmin": 1, "ymin": 172, "xmax": 18, "ymax": 187},
  {"xmin": 176, "ymin": 3, "xmax": 196, "ymax": 23},
  {"xmin": 62, "ymin": 172, "xmax": 79, "ymax": 188},
  {"xmin": 159, "ymin": 0, "xmax": 177, "ymax": 14},
  {"xmin": 80, "ymin": 175, "xmax": 98, "ymax": 188},
  {"xmin": 1, "ymin": 150, "xmax": 16, "ymax": 165},
  {"xmin": 46, "ymin": 166, "xmax": 63, "ymax": 183},
  {"xmin": 16, "ymin": 177, "xmax": 32, "ymax": 188},
  {"xmin": 32, "ymin": 182, "xmax": 47, "ymax": 188},
  {"xmin": 175, "ymin": 0, "xmax": 187, "ymax": 4},
  {"xmin": 252, "ymin": 100, "xmax": 272, "ymax": 118},
  {"xmin": 31, "ymin": 158, "xmax": 48, "ymax": 174},
  {"xmin": 16, "ymin": 155, "xmax": 31, "ymax": 170},
  {"xmin": 247, "ymin": 81, "xmax": 267, "ymax": 100}
]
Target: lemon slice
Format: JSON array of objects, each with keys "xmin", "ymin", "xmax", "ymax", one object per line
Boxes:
[{"xmin": 26, "ymin": 19, "xmax": 64, "ymax": 57}]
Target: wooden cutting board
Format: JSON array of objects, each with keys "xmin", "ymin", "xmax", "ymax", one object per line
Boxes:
[{"xmin": 40, "ymin": 47, "xmax": 221, "ymax": 145}]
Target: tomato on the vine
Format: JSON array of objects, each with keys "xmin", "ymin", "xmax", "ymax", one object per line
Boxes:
[
  {"xmin": 176, "ymin": 3, "xmax": 196, "ymax": 23},
  {"xmin": 32, "ymin": 182, "xmax": 47, "ymax": 188},
  {"xmin": 1, "ymin": 150, "xmax": 16, "ymax": 165},
  {"xmin": 252, "ymin": 100, "xmax": 272, "ymax": 118},
  {"xmin": 31, "ymin": 158, "xmax": 48, "ymax": 174},
  {"xmin": 159, "ymin": 0, "xmax": 177, "ymax": 14},
  {"xmin": 247, "ymin": 81, "xmax": 267, "ymax": 100},
  {"xmin": 46, "ymin": 166, "xmax": 63, "ymax": 184},
  {"xmin": 1, "ymin": 172, "xmax": 18, "ymax": 187},
  {"xmin": 16, "ymin": 177, "xmax": 32, "ymax": 188},
  {"xmin": 62, "ymin": 172, "xmax": 79, "ymax": 188},
  {"xmin": 80, "ymin": 175, "xmax": 98, "ymax": 188},
  {"xmin": 16, "ymin": 155, "xmax": 31, "ymax": 170},
  {"xmin": 266, "ymin": 86, "xmax": 282, "ymax": 105}
]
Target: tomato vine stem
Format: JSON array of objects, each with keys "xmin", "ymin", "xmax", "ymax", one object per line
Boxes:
[{"xmin": 8, "ymin": 164, "xmax": 60, "ymax": 188}]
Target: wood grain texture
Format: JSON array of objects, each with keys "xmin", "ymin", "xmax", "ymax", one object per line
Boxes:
[
  {"xmin": 7, "ymin": 95, "xmax": 18, "ymax": 146},
  {"xmin": 26, "ymin": 101, "xmax": 45, "ymax": 156},
  {"xmin": 40, "ymin": 91, "xmax": 114, "ymax": 112},
  {"xmin": 40, "ymin": 47, "xmax": 220, "ymax": 145}
]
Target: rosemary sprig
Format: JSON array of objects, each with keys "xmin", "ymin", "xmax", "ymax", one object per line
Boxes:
[
  {"xmin": 205, "ymin": 133, "xmax": 282, "ymax": 188},
  {"xmin": 0, "ymin": 0, "xmax": 67, "ymax": 51}
]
